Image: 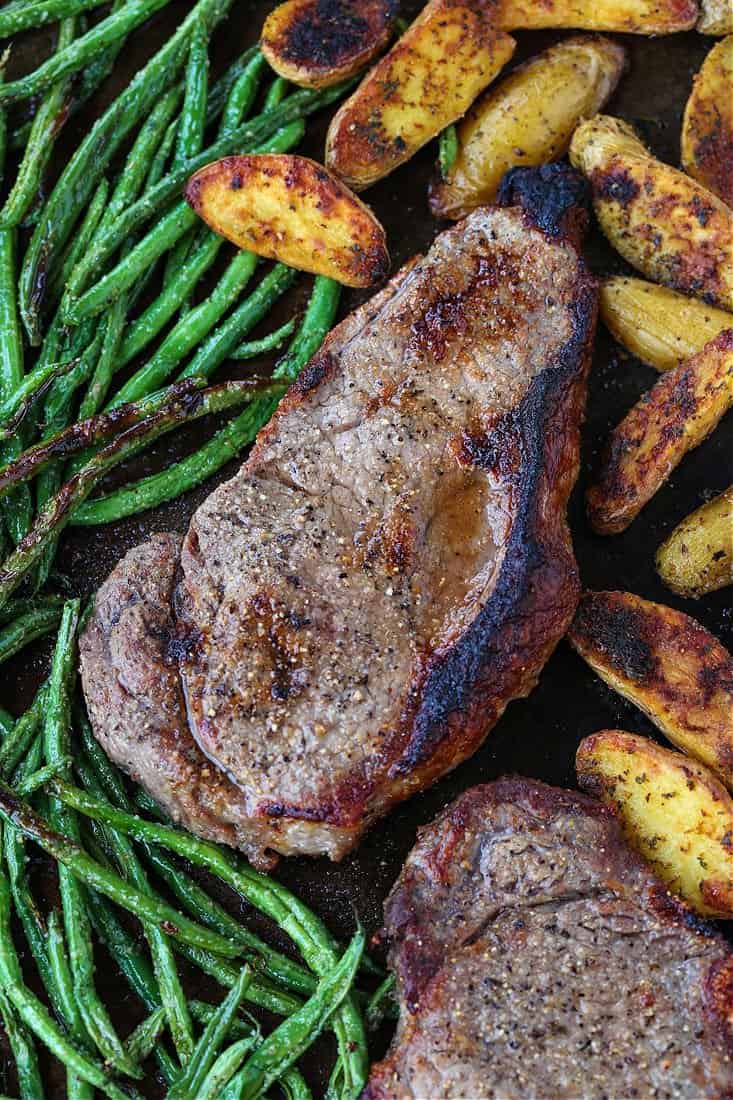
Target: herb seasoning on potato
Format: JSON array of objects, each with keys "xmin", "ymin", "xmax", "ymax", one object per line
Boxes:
[
  {"xmin": 682, "ymin": 35, "xmax": 733, "ymax": 208},
  {"xmin": 656, "ymin": 484, "xmax": 733, "ymax": 598},
  {"xmin": 495, "ymin": 0, "xmax": 697, "ymax": 33}
]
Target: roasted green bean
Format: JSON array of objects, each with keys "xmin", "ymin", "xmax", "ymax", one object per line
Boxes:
[
  {"xmin": 0, "ymin": 986, "xmax": 44, "ymax": 1100},
  {"xmin": 0, "ymin": 230, "xmax": 32, "ymax": 544}
]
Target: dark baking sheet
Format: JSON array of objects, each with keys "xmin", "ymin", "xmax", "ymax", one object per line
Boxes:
[{"xmin": 3, "ymin": 4, "xmax": 731, "ymax": 1095}]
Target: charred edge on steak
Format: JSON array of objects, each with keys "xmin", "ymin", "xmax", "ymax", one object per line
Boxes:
[
  {"xmin": 497, "ymin": 162, "xmax": 591, "ymax": 248},
  {"xmin": 391, "ymin": 287, "xmax": 596, "ymax": 774}
]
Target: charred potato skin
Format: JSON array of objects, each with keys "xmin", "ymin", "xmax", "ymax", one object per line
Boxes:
[
  {"xmin": 568, "ymin": 590, "xmax": 733, "ymax": 790},
  {"xmin": 697, "ymin": 0, "xmax": 733, "ymax": 35},
  {"xmin": 682, "ymin": 36, "xmax": 733, "ymax": 208},
  {"xmin": 586, "ymin": 329, "xmax": 733, "ymax": 535},
  {"xmin": 495, "ymin": 0, "xmax": 697, "ymax": 33},
  {"xmin": 260, "ymin": 0, "xmax": 399, "ymax": 90},
  {"xmin": 656, "ymin": 485, "xmax": 733, "ymax": 598},
  {"xmin": 570, "ymin": 115, "xmax": 733, "ymax": 312},
  {"xmin": 576, "ymin": 730, "xmax": 733, "ymax": 917},
  {"xmin": 325, "ymin": 0, "xmax": 516, "ymax": 191},
  {"xmin": 430, "ymin": 35, "xmax": 626, "ymax": 220},
  {"xmin": 600, "ymin": 276, "xmax": 733, "ymax": 371},
  {"xmin": 185, "ymin": 154, "xmax": 389, "ymax": 288}
]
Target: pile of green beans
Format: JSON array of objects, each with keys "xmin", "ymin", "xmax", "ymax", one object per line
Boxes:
[{"xmin": 0, "ymin": 0, "xmax": 388, "ymax": 1092}]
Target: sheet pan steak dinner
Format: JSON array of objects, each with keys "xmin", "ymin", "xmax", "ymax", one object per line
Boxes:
[
  {"xmin": 364, "ymin": 778, "xmax": 733, "ymax": 1099},
  {"xmin": 80, "ymin": 165, "xmax": 597, "ymax": 867}
]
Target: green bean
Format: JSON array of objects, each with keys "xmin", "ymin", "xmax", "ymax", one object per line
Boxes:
[
  {"xmin": 0, "ymin": 708, "xmax": 12, "ymax": 739},
  {"xmin": 232, "ymin": 319, "xmax": 296, "ymax": 359},
  {"xmin": 0, "ymin": 686, "xmax": 45, "ymax": 780},
  {"xmin": 0, "ymin": 0, "xmax": 178, "ymax": 104},
  {"xmin": 0, "ymin": 987, "xmax": 44, "ymax": 1100},
  {"xmin": 175, "ymin": 940, "xmax": 303, "ymax": 1018},
  {"xmin": 47, "ymin": 782, "xmax": 368, "ymax": 1094},
  {"xmin": 0, "ymin": 230, "xmax": 32, "ymax": 545},
  {"xmin": 0, "ymin": 379, "xmax": 278, "ymax": 607},
  {"xmin": 173, "ymin": 20, "xmax": 209, "ymax": 166},
  {"xmin": 15, "ymin": 759, "xmax": 72, "ymax": 797},
  {"xmin": 19, "ymin": 0, "xmax": 235, "ymax": 343},
  {"xmin": 188, "ymin": 1001, "xmax": 259, "ymax": 1039},
  {"xmin": 365, "ymin": 973, "xmax": 396, "ymax": 1031},
  {"xmin": 0, "ymin": 0, "xmax": 108, "ymax": 37},
  {"xmin": 75, "ymin": 751, "xmax": 194, "ymax": 1064},
  {"xmin": 0, "ymin": 358, "xmax": 78, "ymax": 440},
  {"xmin": 0, "ymin": 603, "xmax": 63, "ymax": 665},
  {"xmin": 124, "ymin": 1007, "xmax": 166, "ymax": 1064},
  {"xmin": 274, "ymin": 275, "xmax": 341, "ymax": 382},
  {"xmin": 280, "ymin": 1068, "xmax": 314, "ymax": 1100},
  {"xmin": 45, "ymin": 908, "xmax": 86, "ymax": 1043},
  {"xmin": 205, "ymin": 46, "xmax": 260, "ymax": 127},
  {"xmin": 233, "ymin": 928, "xmax": 364, "ymax": 1100},
  {"xmin": 47, "ymin": 177, "xmax": 108, "ymax": 306},
  {"xmin": 168, "ymin": 964, "xmax": 252, "ymax": 1100},
  {"xmin": 0, "ymin": 862, "xmax": 141, "ymax": 1100},
  {"xmin": 438, "ymin": 123, "xmax": 459, "ymax": 178},
  {"xmin": 218, "ymin": 51, "xmax": 267, "ymax": 137},
  {"xmin": 198, "ymin": 1035, "xmax": 259, "ymax": 1100},
  {"xmin": 263, "ymin": 75, "xmax": 289, "ymax": 110},
  {"xmin": 63, "ymin": 80, "xmax": 350, "ymax": 316},
  {"xmin": 0, "ymin": 16, "xmax": 77, "ymax": 229}
]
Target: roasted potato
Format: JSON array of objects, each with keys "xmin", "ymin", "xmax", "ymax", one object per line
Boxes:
[
  {"xmin": 586, "ymin": 329, "xmax": 733, "ymax": 534},
  {"xmin": 325, "ymin": 0, "xmax": 516, "ymax": 191},
  {"xmin": 682, "ymin": 36, "xmax": 733, "ymax": 207},
  {"xmin": 260, "ymin": 0, "xmax": 398, "ymax": 90},
  {"xmin": 568, "ymin": 590, "xmax": 733, "ymax": 790},
  {"xmin": 185, "ymin": 154, "xmax": 389, "ymax": 288},
  {"xmin": 430, "ymin": 36, "xmax": 625, "ymax": 220},
  {"xmin": 577, "ymin": 730, "xmax": 733, "ymax": 918},
  {"xmin": 656, "ymin": 485, "xmax": 733, "ymax": 598},
  {"xmin": 570, "ymin": 115, "xmax": 733, "ymax": 312},
  {"xmin": 600, "ymin": 276, "xmax": 733, "ymax": 371},
  {"xmin": 697, "ymin": 0, "xmax": 733, "ymax": 34},
  {"xmin": 495, "ymin": 0, "xmax": 697, "ymax": 32}
]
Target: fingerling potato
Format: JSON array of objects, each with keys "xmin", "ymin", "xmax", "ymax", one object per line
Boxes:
[
  {"xmin": 570, "ymin": 114, "xmax": 733, "ymax": 311},
  {"xmin": 568, "ymin": 590, "xmax": 733, "ymax": 789},
  {"xmin": 656, "ymin": 485, "xmax": 733, "ymax": 598},
  {"xmin": 682, "ymin": 36, "xmax": 733, "ymax": 207},
  {"xmin": 577, "ymin": 730, "xmax": 733, "ymax": 918},
  {"xmin": 261, "ymin": 0, "xmax": 398, "ymax": 89},
  {"xmin": 495, "ymin": 0, "xmax": 697, "ymax": 33},
  {"xmin": 697, "ymin": 0, "xmax": 733, "ymax": 34},
  {"xmin": 325, "ymin": 0, "xmax": 515, "ymax": 191},
  {"xmin": 185, "ymin": 154, "xmax": 389, "ymax": 288},
  {"xmin": 586, "ymin": 329, "xmax": 733, "ymax": 534},
  {"xmin": 430, "ymin": 35, "xmax": 626, "ymax": 220},
  {"xmin": 600, "ymin": 276, "xmax": 733, "ymax": 371}
]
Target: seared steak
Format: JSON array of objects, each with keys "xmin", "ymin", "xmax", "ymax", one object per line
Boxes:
[
  {"xmin": 364, "ymin": 778, "xmax": 733, "ymax": 1100},
  {"xmin": 80, "ymin": 166, "xmax": 596, "ymax": 867}
]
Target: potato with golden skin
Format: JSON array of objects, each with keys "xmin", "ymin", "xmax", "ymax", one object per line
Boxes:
[
  {"xmin": 430, "ymin": 36, "xmax": 626, "ymax": 220},
  {"xmin": 568, "ymin": 590, "xmax": 733, "ymax": 790},
  {"xmin": 586, "ymin": 329, "xmax": 733, "ymax": 534},
  {"xmin": 656, "ymin": 485, "xmax": 733, "ymax": 598},
  {"xmin": 325, "ymin": 0, "xmax": 515, "ymax": 191},
  {"xmin": 495, "ymin": 0, "xmax": 697, "ymax": 32},
  {"xmin": 600, "ymin": 276, "xmax": 733, "ymax": 371},
  {"xmin": 697, "ymin": 0, "xmax": 733, "ymax": 34},
  {"xmin": 260, "ymin": 0, "xmax": 398, "ymax": 90},
  {"xmin": 184, "ymin": 154, "xmax": 389, "ymax": 288},
  {"xmin": 576, "ymin": 730, "xmax": 733, "ymax": 918},
  {"xmin": 682, "ymin": 36, "xmax": 733, "ymax": 208},
  {"xmin": 570, "ymin": 114, "xmax": 733, "ymax": 311}
]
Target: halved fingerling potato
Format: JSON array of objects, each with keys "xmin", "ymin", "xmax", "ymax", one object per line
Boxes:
[
  {"xmin": 430, "ymin": 35, "xmax": 626, "ymax": 220},
  {"xmin": 325, "ymin": 0, "xmax": 516, "ymax": 191},
  {"xmin": 185, "ymin": 154, "xmax": 389, "ymax": 287},
  {"xmin": 495, "ymin": 0, "xmax": 697, "ymax": 32},
  {"xmin": 600, "ymin": 276, "xmax": 733, "ymax": 371},
  {"xmin": 577, "ymin": 730, "xmax": 733, "ymax": 918},
  {"xmin": 261, "ymin": 0, "xmax": 398, "ymax": 89},
  {"xmin": 697, "ymin": 0, "xmax": 733, "ymax": 34},
  {"xmin": 586, "ymin": 329, "xmax": 733, "ymax": 534},
  {"xmin": 656, "ymin": 485, "xmax": 733, "ymax": 598},
  {"xmin": 568, "ymin": 590, "xmax": 733, "ymax": 789},
  {"xmin": 682, "ymin": 36, "xmax": 733, "ymax": 207},
  {"xmin": 570, "ymin": 114, "xmax": 733, "ymax": 311}
]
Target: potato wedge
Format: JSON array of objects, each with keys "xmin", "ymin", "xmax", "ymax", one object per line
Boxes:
[
  {"xmin": 184, "ymin": 154, "xmax": 389, "ymax": 288},
  {"xmin": 586, "ymin": 330, "xmax": 733, "ymax": 534},
  {"xmin": 570, "ymin": 114, "xmax": 733, "ymax": 312},
  {"xmin": 325, "ymin": 0, "xmax": 515, "ymax": 191},
  {"xmin": 495, "ymin": 0, "xmax": 697, "ymax": 32},
  {"xmin": 600, "ymin": 276, "xmax": 733, "ymax": 371},
  {"xmin": 568, "ymin": 590, "xmax": 733, "ymax": 789},
  {"xmin": 656, "ymin": 485, "xmax": 733, "ymax": 598},
  {"xmin": 682, "ymin": 36, "xmax": 733, "ymax": 207},
  {"xmin": 697, "ymin": 0, "xmax": 733, "ymax": 34},
  {"xmin": 576, "ymin": 730, "xmax": 733, "ymax": 918},
  {"xmin": 430, "ymin": 35, "xmax": 625, "ymax": 220},
  {"xmin": 260, "ymin": 0, "xmax": 398, "ymax": 90}
]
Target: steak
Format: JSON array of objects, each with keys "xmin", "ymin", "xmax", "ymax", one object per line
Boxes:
[
  {"xmin": 80, "ymin": 165, "xmax": 597, "ymax": 868},
  {"xmin": 364, "ymin": 778, "xmax": 733, "ymax": 1100}
]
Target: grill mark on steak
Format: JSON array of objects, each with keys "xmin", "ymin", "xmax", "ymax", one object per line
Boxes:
[
  {"xmin": 80, "ymin": 169, "xmax": 597, "ymax": 865},
  {"xmin": 364, "ymin": 778, "xmax": 733, "ymax": 1100}
]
